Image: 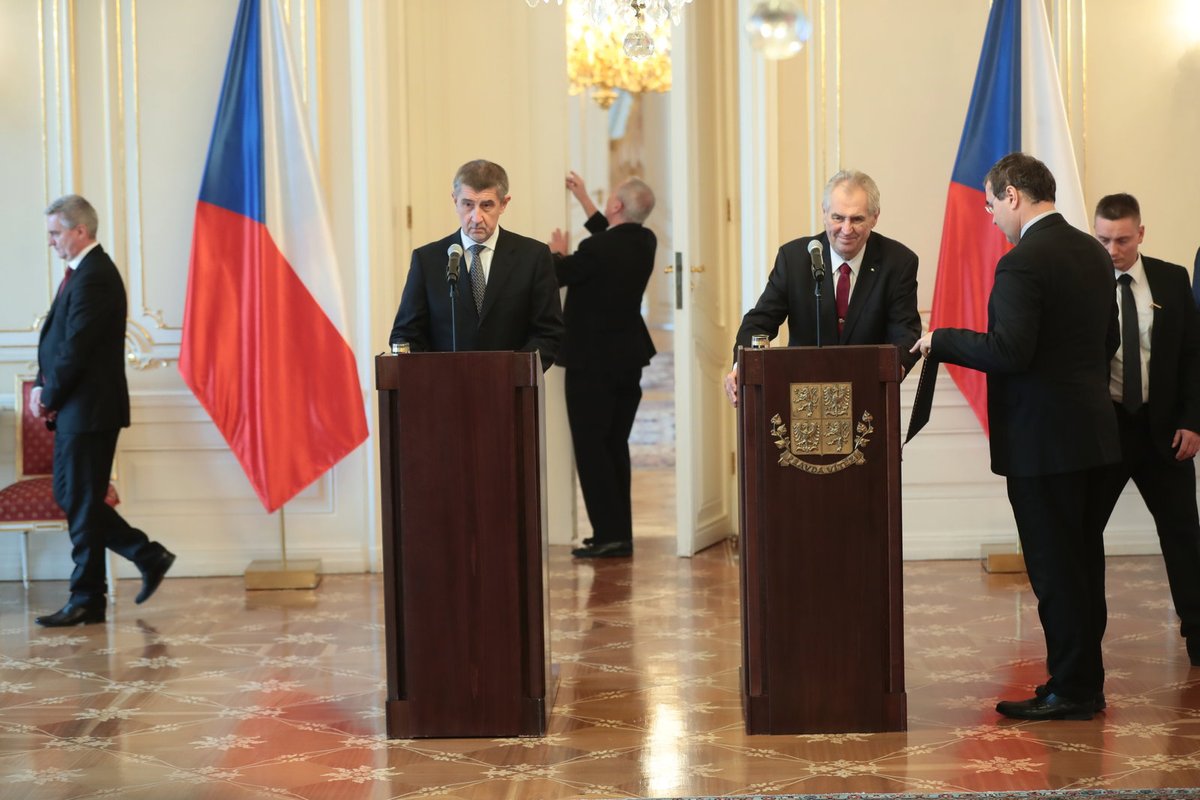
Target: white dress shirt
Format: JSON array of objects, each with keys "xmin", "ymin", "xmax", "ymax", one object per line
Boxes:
[{"xmin": 1110, "ymin": 255, "xmax": 1153, "ymax": 406}]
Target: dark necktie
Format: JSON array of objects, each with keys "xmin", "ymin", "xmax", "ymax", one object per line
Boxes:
[
  {"xmin": 1118, "ymin": 273, "xmax": 1143, "ymax": 413},
  {"xmin": 56, "ymin": 266, "xmax": 72, "ymax": 298},
  {"xmin": 835, "ymin": 263, "xmax": 851, "ymax": 334},
  {"xmin": 468, "ymin": 244, "xmax": 486, "ymax": 315}
]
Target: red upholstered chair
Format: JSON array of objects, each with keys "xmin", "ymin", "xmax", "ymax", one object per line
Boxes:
[{"xmin": 0, "ymin": 377, "xmax": 119, "ymax": 588}]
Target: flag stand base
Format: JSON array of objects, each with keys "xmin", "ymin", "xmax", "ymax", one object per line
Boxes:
[
  {"xmin": 981, "ymin": 544, "xmax": 1025, "ymax": 574},
  {"xmin": 244, "ymin": 559, "xmax": 322, "ymax": 590}
]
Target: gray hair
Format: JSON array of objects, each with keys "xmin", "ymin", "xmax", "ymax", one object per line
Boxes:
[
  {"xmin": 45, "ymin": 194, "xmax": 99, "ymax": 238},
  {"xmin": 615, "ymin": 177, "xmax": 655, "ymax": 224},
  {"xmin": 822, "ymin": 170, "xmax": 881, "ymax": 218},
  {"xmin": 452, "ymin": 159, "xmax": 509, "ymax": 198}
]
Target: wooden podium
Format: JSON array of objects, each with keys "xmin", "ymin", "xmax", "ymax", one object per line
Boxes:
[
  {"xmin": 737, "ymin": 344, "xmax": 906, "ymax": 734},
  {"xmin": 375, "ymin": 351, "xmax": 552, "ymax": 738}
]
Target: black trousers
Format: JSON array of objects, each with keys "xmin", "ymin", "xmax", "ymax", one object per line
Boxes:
[
  {"xmin": 53, "ymin": 429, "xmax": 158, "ymax": 605},
  {"xmin": 1007, "ymin": 466, "xmax": 1110, "ymax": 701},
  {"xmin": 565, "ymin": 367, "xmax": 643, "ymax": 546},
  {"xmin": 1091, "ymin": 404, "xmax": 1200, "ymax": 640}
]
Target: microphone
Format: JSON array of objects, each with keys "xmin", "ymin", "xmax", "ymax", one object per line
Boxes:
[
  {"xmin": 807, "ymin": 239, "xmax": 825, "ymax": 283},
  {"xmin": 446, "ymin": 243, "xmax": 463, "ymax": 285}
]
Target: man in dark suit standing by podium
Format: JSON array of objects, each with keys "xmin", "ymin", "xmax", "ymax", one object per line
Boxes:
[
  {"xmin": 390, "ymin": 159, "xmax": 563, "ymax": 369},
  {"xmin": 33, "ymin": 194, "xmax": 175, "ymax": 627},
  {"xmin": 913, "ymin": 153, "xmax": 1120, "ymax": 720},
  {"xmin": 1091, "ymin": 193, "xmax": 1200, "ymax": 667},
  {"xmin": 549, "ymin": 172, "xmax": 657, "ymax": 559},
  {"xmin": 723, "ymin": 169, "xmax": 921, "ymax": 406}
]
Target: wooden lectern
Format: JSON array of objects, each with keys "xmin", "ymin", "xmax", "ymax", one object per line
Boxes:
[
  {"xmin": 375, "ymin": 351, "xmax": 552, "ymax": 738},
  {"xmin": 737, "ymin": 344, "xmax": 906, "ymax": 734}
]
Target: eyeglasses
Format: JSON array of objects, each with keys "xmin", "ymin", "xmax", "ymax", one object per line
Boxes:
[{"xmin": 985, "ymin": 186, "xmax": 1011, "ymax": 215}]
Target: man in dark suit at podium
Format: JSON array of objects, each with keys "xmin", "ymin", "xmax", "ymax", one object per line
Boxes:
[
  {"xmin": 549, "ymin": 172, "xmax": 657, "ymax": 559},
  {"xmin": 1091, "ymin": 193, "xmax": 1200, "ymax": 667},
  {"xmin": 33, "ymin": 194, "xmax": 175, "ymax": 627},
  {"xmin": 723, "ymin": 169, "xmax": 921, "ymax": 406},
  {"xmin": 390, "ymin": 159, "xmax": 563, "ymax": 369},
  {"xmin": 913, "ymin": 153, "xmax": 1120, "ymax": 720}
]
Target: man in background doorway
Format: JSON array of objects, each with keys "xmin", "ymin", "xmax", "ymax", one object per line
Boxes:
[
  {"xmin": 723, "ymin": 169, "xmax": 921, "ymax": 407},
  {"xmin": 1091, "ymin": 192, "xmax": 1200, "ymax": 667},
  {"xmin": 550, "ymin": 172, "xmax": 657, "ymax": 559}
]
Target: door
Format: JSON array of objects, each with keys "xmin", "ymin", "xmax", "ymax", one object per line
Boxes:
[{"xmin": 670, "ymin": 2, "xmax": 738, "ymax": 556}]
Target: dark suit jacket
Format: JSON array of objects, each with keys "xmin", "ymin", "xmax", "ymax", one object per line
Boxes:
[
  {"xmin": 933, "ymin": 213, "xmax": 1120, "ymax": 478},
  {"xmin": 36, "ymin": 244, "xmax": 131, "ymax": 434},
  {"xmin": 733, "ymin": 230, "xmax": 922, "ymax": 374},
  {"xmin": 554, "ymin": 212, "xmax": 656, "ymax": 372},
  {"xmin": 1192, "ymin": 246, "xmax": 1200, "ymax": 309},
  {"xmin": 1141, "ymin": 255, "xmax": 1200, "ymax": 460},
  {"xmin": 390, "ymin": 227, "xmax": 564, "ymax": 369}
]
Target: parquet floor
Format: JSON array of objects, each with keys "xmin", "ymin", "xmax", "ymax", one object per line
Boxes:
[{"xmin": 3, "ymin": 472, "xmax": 1200, "ymax": 799}]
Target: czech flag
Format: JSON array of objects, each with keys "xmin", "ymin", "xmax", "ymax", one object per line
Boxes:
[
  {"xmin": 180, "ymin": 0, "xmax": 368, "ymax": 512},
  {"xmin": 929, "ymin": 0, "xmax": 1087, "ymax": 434}
]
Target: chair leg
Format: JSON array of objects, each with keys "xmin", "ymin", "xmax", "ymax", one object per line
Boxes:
[{"xmin": 21, "ymin": 530, "xmax": 30, "ymax": 589}]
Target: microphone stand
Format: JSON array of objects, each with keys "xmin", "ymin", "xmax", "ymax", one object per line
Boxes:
[
  {"xmin": 447, "ymin": 271, "xmax": 459, "ymax": 353},
  {"xmin": 812, "ymin": 265, "xmax": 824, "ymax": 348}
]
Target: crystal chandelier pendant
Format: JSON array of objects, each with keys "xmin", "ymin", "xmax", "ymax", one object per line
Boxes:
[
  {"xmin": 623, "ymin": 27, "xmax": 655, "ymax": 59},
  {"xmin": 562, "ymin": 0, "xmax": 674, "ymax": 107}
]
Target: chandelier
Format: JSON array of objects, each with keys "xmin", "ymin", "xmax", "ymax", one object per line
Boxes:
[
  {"xmin": 528, "ymin": 0, "xmax": 688, "ymax": 109},
  {"xmin": 566, "ymin": 3, "xmax": 672, "ymax": 108},
  {"xmin": 528, "ymin": 1, "xmax": 693, "ymax": 58}
]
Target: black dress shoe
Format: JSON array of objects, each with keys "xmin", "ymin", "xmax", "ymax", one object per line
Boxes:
[
  {"xmin": 1035, "ymin": 683, "xmax": 1105, "ymax": 711},
  {"xmin": 571, "ymin": 541, "xmax": 632, "ymax": 558},
  {"xmin": 136, "ymin": 550, "xmax": 176, "ymax": 604},
  {"xmin": 581, "ymin": 537, "xmax": 595, "ymax": 546},
  {"xmin": 996, "ymin": 692, "xmax": 1095, "ymax": 721},
  {"xmin": 36, "ymin": 602, "xmax": 106, "ymax": 627}
]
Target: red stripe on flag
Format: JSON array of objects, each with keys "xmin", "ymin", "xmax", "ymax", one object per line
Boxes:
[
  {"xmin": 179, "ymin": 201, "xmax": 367, "ymax": 511},
  {"xmin": 929, "ymin": 182, "xmax": 1013, "ymax": 435}
]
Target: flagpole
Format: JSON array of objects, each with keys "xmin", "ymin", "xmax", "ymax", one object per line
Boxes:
[
  {"xmin": 280, "ymin": 505, "xmax": 288, "ymax": 566},
  {"xmin": 244, "ymin": 505, "xmax": 323, "ymax": 590}
]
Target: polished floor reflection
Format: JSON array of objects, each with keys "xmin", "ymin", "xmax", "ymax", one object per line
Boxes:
[{"xmin": 3, "ymin": 509, "xmax": 1200, "ymax": 798}]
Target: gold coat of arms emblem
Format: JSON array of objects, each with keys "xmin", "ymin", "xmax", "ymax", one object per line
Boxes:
[{"xmin": 770, "ymin": 382, "xmax": 874, "ymax": 474}]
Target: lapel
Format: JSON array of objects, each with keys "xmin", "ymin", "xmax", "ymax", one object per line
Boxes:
[
  {"xmin": 839, "ymin": 236, "xmax": 879, "ymax": 342},
  {"xmin": 41, "ymin": 284, "xmax": 62, "ymax": 337},
  {"xmin": 40, "ymin": 258, "xmax": 84, "ymax": 341},
  {"xmin": 1142, "ymin": 257, "xmax": 1166, "ymax": 374},
  {"xmin": 44, "ymin": 244, "xmax": 108, "ymax": 334},
  {"xmin": 478, "ymin": 228, "xmax": 515, "ymax": 323}
]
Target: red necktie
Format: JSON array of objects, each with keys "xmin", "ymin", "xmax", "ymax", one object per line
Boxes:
[
  {"xmin": 56, "ymin": 267, "xmax": 72, "ymax": 298},
  {"xmin": 835, "ymin": 263, "xmax": 851, "ymax": 334}
]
